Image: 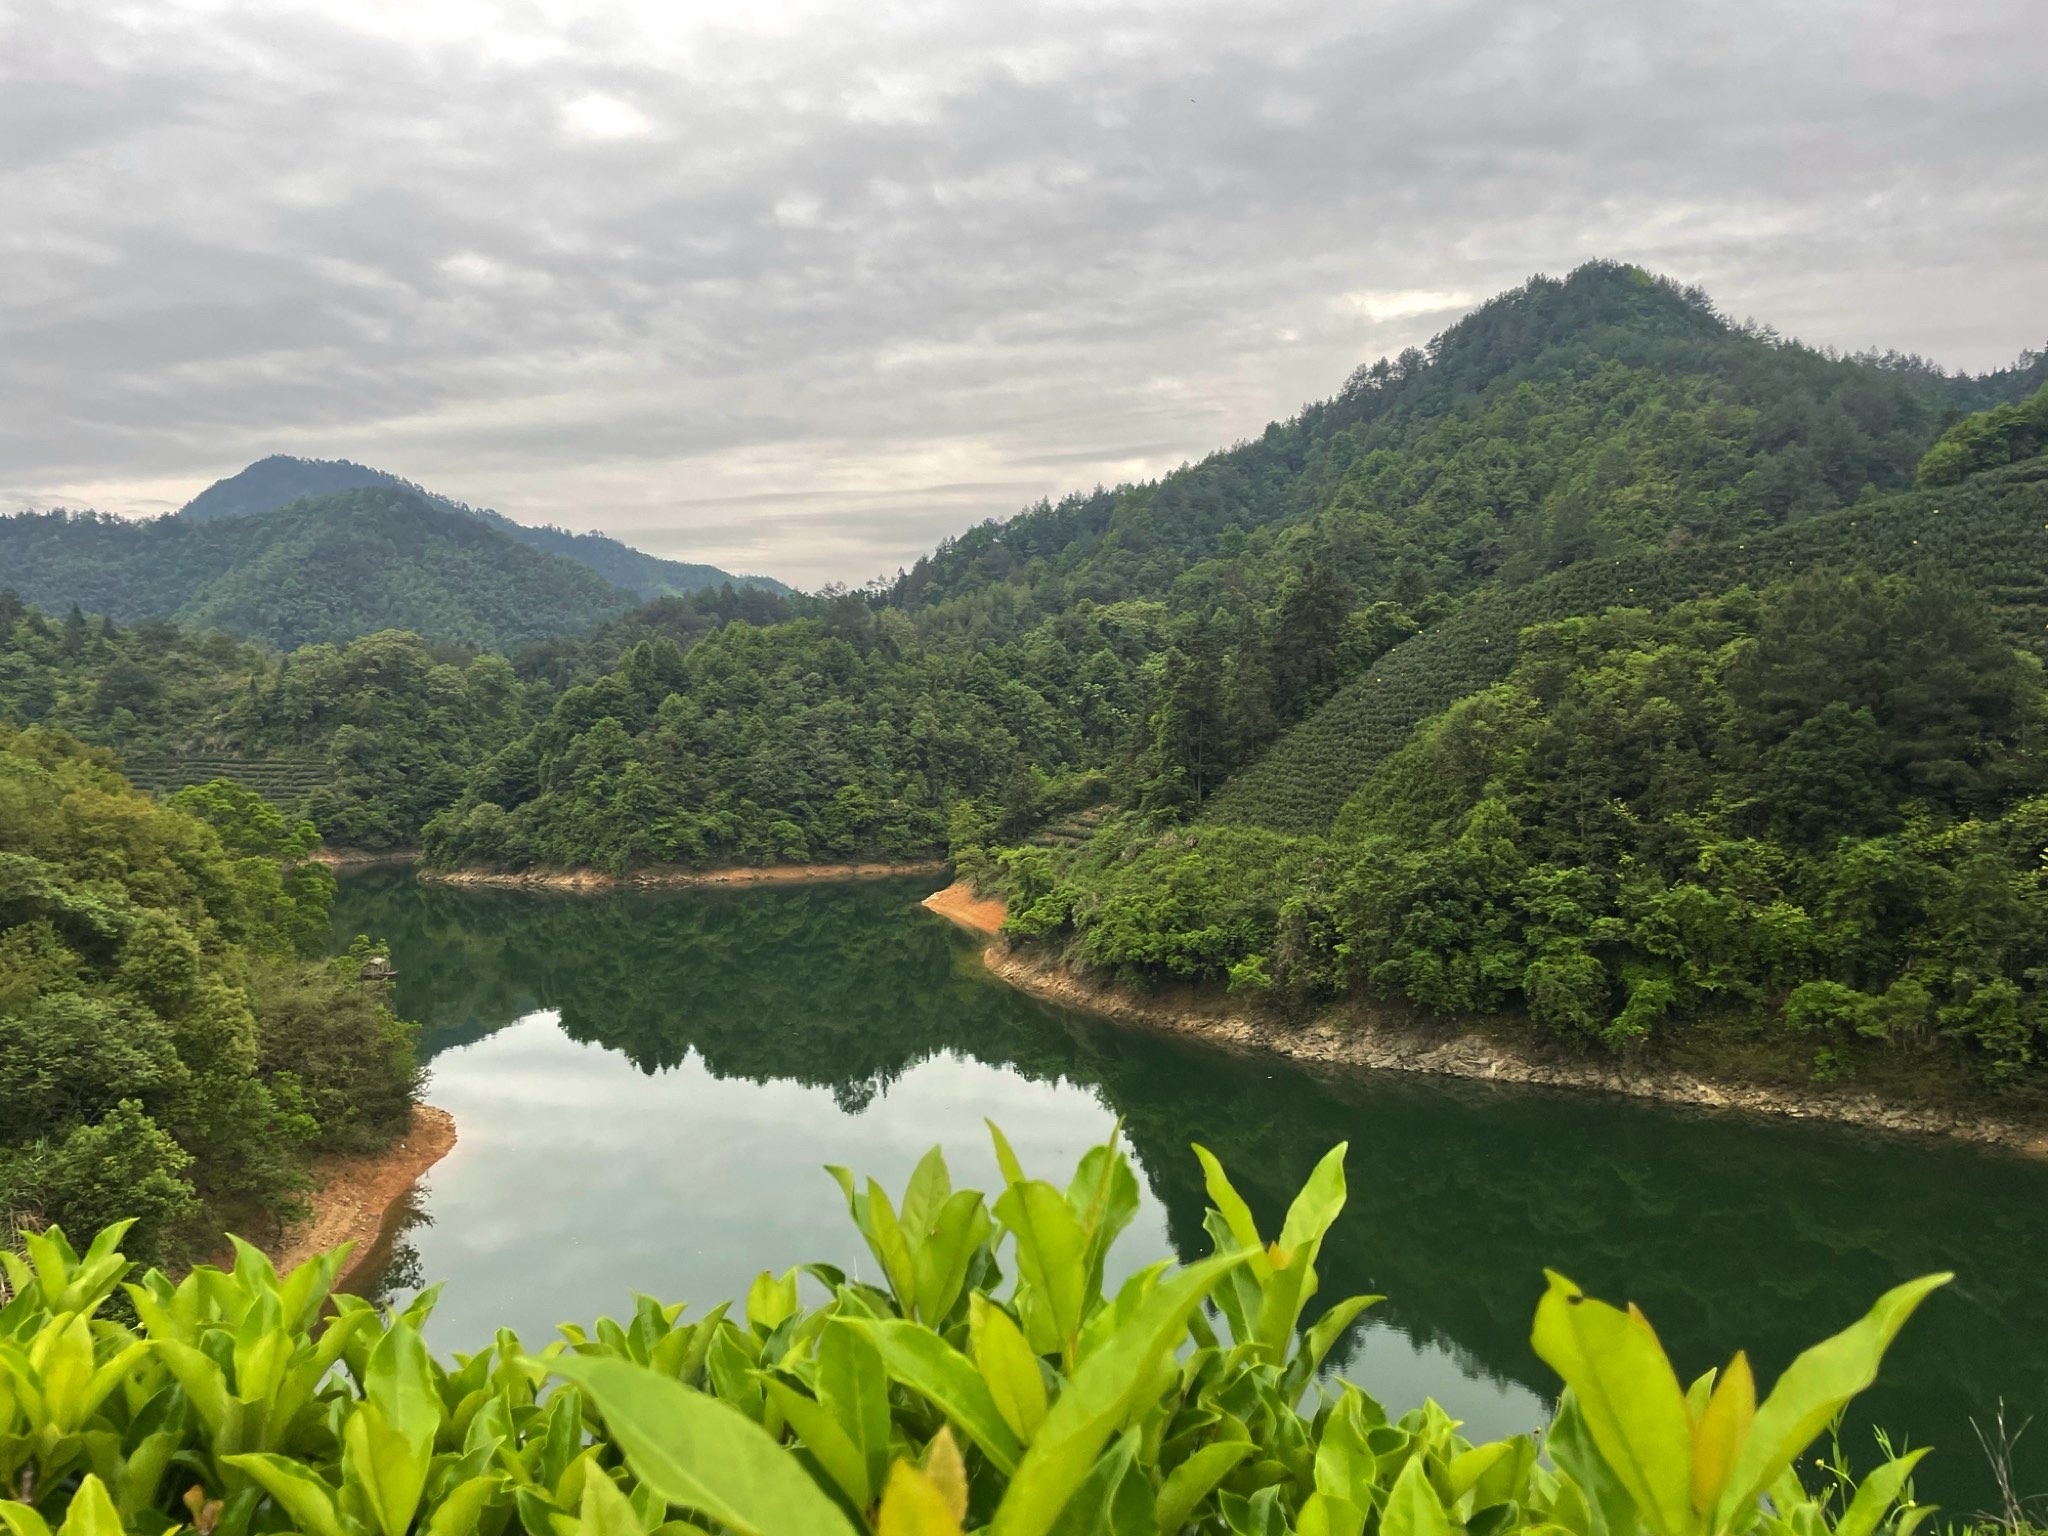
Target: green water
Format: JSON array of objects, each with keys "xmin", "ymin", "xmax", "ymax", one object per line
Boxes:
[{"xmin": 334, "ymin": 869, "xmax": 2048, "ymax": 1512}]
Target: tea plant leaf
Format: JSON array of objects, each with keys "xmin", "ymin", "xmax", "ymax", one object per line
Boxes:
[
  {"xmin": 971, "ymin": 1293, "xmax": 1049, "ymax": 1444},
  {"xmin": 991, "ymin": 1250, "xmax": 1248, "ymax": 1536},
  {"xmin": 1687, "ymin": 1353, "xmax": 1753, "ymax": 1517},
  {"xmin": 878, "ymin": 1459, "xmax": 969, "ymax": 1536},
  {"xmin": 223, "ymin": 1452, "xmax": 347, "ymax": 1536},
  {"xmin": 550, "ymin": 1352, "xmax": 862, "ymax": 1536},
  {"xmin": 1155, "ymin": 1439, "xmax": 1254, "ymax": 1532},
  {"xmin": 993, "ymin": 1180, "xmax": 1091, "ymax": 1365},
  {"xmin": 1384, "ymin": 1454, "xmax": 1457, "ymax": 1536},
  {"xmin": 575, "ymin": 1471, "xmax": 644, "ymax": 1536},
  {"xmin": 1719, "ymin": 1273, "xmax": 1950, "ymax": 1523},
  {"xmin": 1833, "ymin": 1450, "xmax": 1930, "ymax": 1536},
  {"xmin": 849, "ymin": 1318, "xmax": 1025, "ymax": 1474},
  {"xmin": 1532, "ymin": 1272, "xmax": 1693, "ymax": 1536}
]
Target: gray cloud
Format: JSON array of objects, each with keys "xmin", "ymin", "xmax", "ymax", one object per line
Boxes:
[{"xmin": 1, "ymin": 0, "xmax": 2043, "ymax": 585}]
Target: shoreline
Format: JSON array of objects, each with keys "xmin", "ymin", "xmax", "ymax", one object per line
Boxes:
[
  {"xmin": 264, "ymin": 1104, "xmax": 458, "ymax": 1293},
  {"xmin": 420, "ymin": 858, "xmax": 947, "ymax": 891},
  {"xmin": 922, "ymin": 878, "xmax": 1008, "ymax": 934},
  {"xmin": 955, "ymin": 897, "xmax": 2048, "ymax": 1156},
  {"xmin": 312, "ymin": 846, "xmax": 422, "ymax": 869}
]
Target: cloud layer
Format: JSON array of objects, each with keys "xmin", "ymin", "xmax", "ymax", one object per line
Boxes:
[{"xmin": 3, "ymin": 0, "xmax": 2044, "ymax": 585}]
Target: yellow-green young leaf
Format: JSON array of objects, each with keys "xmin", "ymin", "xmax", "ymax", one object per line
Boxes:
[
  {"xmin": 1719, "ymin": 1274, "xmax": 1950, "ymax": 1524},
  {"xmin": 899, "ymin": 1147, "xmax": 955, "ymax": 1246},
  {"xmin": 1531, "ymin": 1272, "xmax": 1695, "ymax": 1536},
  {"xmin": 924, "ymin": 1428, "xmax": 970, "ymax": 1524},
  {"xmin": 762, "ymin": 1378, "xmax": 872, "ymax": 1509},
  {"xmin": 343, "ymin": 1398, "xmax": 435, "ymax": 1536},
  {"xmin": 971, "ymin": 1294, "xmax": 1049, "ymax": 1444},
  {"xmin": 364, "ymin": 1320, "xmax": 443, "ymax": 1451},
  {"xmin": 850, "ymin": 1318, "xmax": 1025, "ymax": 1474},
  {"xmin": 1191, "ymin": 1146, "xmax": 1270, "ymax": 1279},
  {"xmin": 987, "ymin": 1120, "xmax": 1030, "ymax": 1190},
  {"xmin": 425, "ymin": 1474, "xmax": 505, "ymax": 1536},
  {"xmin": 1688, "ymin": 1353, "xmax": 1754, "ymax": 1517},
  {"xmin": 914, "ymin": 1191, "xmax": 992, "ymax": 1326},
  {"xmin": 1449, "ymin": 1442, "xmax": 1516, "ymax": 1504},
  {"xmin": 993, "ymin": 1181, "xmax": 1090, "ymax": 1363},
  {"xmin": 817, "ymin": 1319, "xmax": 892, "ymax": 1500},
  {"xmin": 50, "ymin": 1475, "xmax": 123, "ymax": 1536},
  {"xmin": 0, "ymin": 1501, "xmax": 51, "ymax": 1536},
  {"xmin": 745, "ymin": 1269, "xmax": 800, "ymax": 1337},
  {"xmin": 1155, "ymin": 1441, "xmax": 1253, "ymax": 1533},
  {"xmin": 1297, "ymin": 1491, "xmax": 1368, "ymax": 1536},
  {"xmin": 1276, "ymin": 1143, "xmax": 1350, "ymax": 1256},
  {"xmin": 991, "ymin": 1251, "xmax": 1248, "ymax": 1536},
  {"xmin": 878, "ymin": 1460, "xmax": 968, "ymax": 1536},
  {"xmin": 1383, "ymin": 1456, "xmax": 1456, "ymax": 1536},
  {"xmin": 577, "ymin": 1470, "xmax": 647, "ymax": 1536},
  {"xmin": 223, "ymin": 1452, "xmax": 347, "ymax": 1536},
  {"xmin": 1834, "ymin": 1450, "xmax": 1930, "ymax": 1536},
  {"xmin": 549, "ymin": 1354, "xmax": 861, "ymax": 1536}
]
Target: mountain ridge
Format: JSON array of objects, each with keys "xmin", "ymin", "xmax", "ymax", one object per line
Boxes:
[{"xmin": 178, "ymin": 454, "xmax": 792, "ymax": 599}]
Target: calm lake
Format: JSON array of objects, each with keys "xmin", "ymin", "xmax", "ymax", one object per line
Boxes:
[{"xmin": 332, "ymin": 869, "xmax": 2048, "ymax": 1512}]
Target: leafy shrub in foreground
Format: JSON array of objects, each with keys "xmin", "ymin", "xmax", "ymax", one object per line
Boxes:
[{"xmin": 0, "ymin": 1126, "xmax": 1947, "ymax": 1536}]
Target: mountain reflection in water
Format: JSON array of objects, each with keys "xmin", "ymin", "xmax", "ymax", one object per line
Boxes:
[{"xmin": 335, "ymin": 869, "xmax": 2048, "ymax": 1511}]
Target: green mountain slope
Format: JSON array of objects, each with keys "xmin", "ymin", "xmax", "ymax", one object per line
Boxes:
[
  {"xmin": 1206, "ymin": 458, "xmax": 2048, "ymax": 832},
  {"xmin": 178, "ymin": 454, "xmax": 792, "ymax": 598},
  {"xmin": 0, "ymin": 485, "xmax": 638, "ymax": 650}
]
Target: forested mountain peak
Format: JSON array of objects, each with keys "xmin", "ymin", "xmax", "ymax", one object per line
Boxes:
[{"xmin": 175, "ymin": 453, "xmax": 791, "ymax": 599}]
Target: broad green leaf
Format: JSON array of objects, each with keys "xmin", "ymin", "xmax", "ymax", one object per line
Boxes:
[
  {"xmin": 576, "ymin": 1472, "xmax": 644, "ymax": 1536},
  {"xmin": 1383, "ymin": 1455, "xmax": 1457, "ymax": 1536},
  {"xmin": 899, "ymin": 1147, "xmax": 955, "ymax": 1249},
  {"xmin": 849, "ymin": 1318, "xmax": 1025, "ymax": 1474},
  {"xmin": 54, "ymin": 1475, "xmax": 123, "ymax": 1536},
  {"xmin": 761, "ymin": 1378, "xmax": 871, "ymax": 1509},
  {"xmin": 1531, "ymin": 1272, "xmax": 1693, "ymax": 1536},
  {"xmin": 745, "ymin": 1270, "xmax": 800, "ymax": 1337},
  {"xmin": 1835, "ymin": 1451, "xmax": 1929, "ymax": 1536},
  {"xmin": 987, "ymin": 1121, "xmax": 1030, "ymax": 1190},
  {"xmin": 1297, "ymin": 1491, "xmax": 1367, "ymax": 1536},
  {"xmin": 1045, "ymin": 1429, "xmax": 1155, "ymax": 1536},
  {"xmin": 550, "ymin": 1352, "xmax": 861, "ymax": 1536},
  {"xmin": 425, "ymin": 1474, "xmax": 504, "ymax": 1536},
  {"xmin": 1687, "ymin": 1353, "xmax": 1753, "ymax": 1517},
  {"xmin": 914, "ymin": 1191, "xmax": 992, "ymax": 1327},
  {"xmin": 816, "ymin": 1318, "xmax": 891, "ymax": 1499},
  {"xmin": 364, "ymin": 1319, "xmax": 443, "ymax": 1451},
  {"xmin": 1544, "ymin": 1392, "xmax": 1641, "ymax": 1536},
  {"xmin": 1719, "ymin": 1273, "xmax": 1949, "ymax": 1523},
  {"xmin": 1155, "ymin": 1440, "xmax": 1253, "ymax": 1533},
  {"xmin": 343, "ymin": 1398, "xmax": 434, "ymax": 1536},
  {"xmin": 1191, "ymin": 1147, "xmax": 1270, "ymax": 1279},
  {"xmin": 224, "ymin": 1452, "xmax": 347, "ymax": 1536},
  {"xmin": 971, "ymin": 1293, "xmax": 1049, "ymax": 1444},
  {"xmin": 994, "ymin": 1181, "xmax": 1091, "ymax": 1364},
  {"xmin": 991, "ymin": 1251, "xmax": 1248, "ymax": 1536}
]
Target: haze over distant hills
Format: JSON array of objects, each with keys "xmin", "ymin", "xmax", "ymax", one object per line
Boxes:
[
  {"xmin": 177, "ymin": 455, "xmax": 792, "ymax": 601},
  {"xmin": 0, "ymin": 455, "xmax": 793, "ymax": 652}
]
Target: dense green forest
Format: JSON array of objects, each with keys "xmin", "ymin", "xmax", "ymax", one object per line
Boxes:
[
  {"xmin": 10, "ymin": 261, "xmax": 2048, "ymax": 1086},
  {"xmin": 177, "ymin": 453, "xmax": 790, "ymax": 598},
  {"xmin": 0, "ymin": 485, "xmax": 643, "ymax": 651},
  {"xmin": 0, "ymin": 727, "xmax": 419, "ymax": 1265}
]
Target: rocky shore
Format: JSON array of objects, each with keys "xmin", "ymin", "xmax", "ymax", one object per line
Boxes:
[
  {"xmin": 421, "ymin": 859, "xmax": 947, "ymax": 891},
  {"xmin": 264, "ymin": 1104, "xmax": 458, "ymax": 1293},
  {"xmin": 948, "ymin": 886, "xmax": 2048, "ymax": 1156}
]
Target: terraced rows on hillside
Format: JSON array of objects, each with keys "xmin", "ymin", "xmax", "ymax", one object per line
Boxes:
[
  {"xmin": 122, "ymin": 754, "xmax": 333, "ymax": 806},
  {"xmin": 1204, "ymin": 459, "xmax": 2048, "ymax": 835}
]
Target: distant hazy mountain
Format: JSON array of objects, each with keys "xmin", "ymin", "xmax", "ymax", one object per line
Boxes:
[
  {"xmin": 178, "ymin": 455, "xmax": 791, "ymax": 598},
  {"xmin": 0, "ymin": 486, "xmax": 640, "ymax": 651}
]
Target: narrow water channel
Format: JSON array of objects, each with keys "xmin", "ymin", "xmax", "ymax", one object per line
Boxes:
[{"xmin": 333, "ymin": 869, "xmax": 2048, "ymax": 1513}]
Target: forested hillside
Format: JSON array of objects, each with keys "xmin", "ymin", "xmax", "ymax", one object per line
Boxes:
[
  {"xmin": 0, "ymin": 485, "xmax": 641, "ymax": 649},
  {"xmin": 0, "ymin": 728, "xmax": 419, "ymax": 1263},
  {"xmin": 178, "ymin": 453, "xmax": 790, "ymax": 597},
  {"xmin": 12, "ymin": 260, "xmax": 2048, "ymax": 1085}
]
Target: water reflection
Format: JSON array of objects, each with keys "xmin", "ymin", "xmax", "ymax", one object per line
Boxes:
[{"xmin": 335, "ymin": 870, "xmax": 2048, "ymax": 1510}]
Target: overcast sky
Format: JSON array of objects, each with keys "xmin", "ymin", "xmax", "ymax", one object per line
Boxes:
[{"xmin": 3, "ymin": 0, "xmax": 2044, "ymax": 587}]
